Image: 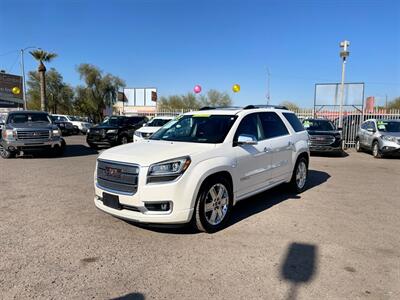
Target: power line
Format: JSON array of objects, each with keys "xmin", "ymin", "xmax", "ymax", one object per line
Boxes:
[{"xmin": 7, "ymin": 53, "xmax": 20, "ymax": 74}]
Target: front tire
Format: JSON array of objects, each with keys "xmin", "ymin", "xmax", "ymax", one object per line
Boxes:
[
  {"xmin": 290, "ymin": 157, "xmax": 308, "ymax": 193},
  {"xmin": 355, "ymin": 138, "xmax": 362, "ymax": 152},
  {"xmin": 0, "ymin": 145, "xmax": 14, "ymax": 159},
  {"xmin": 372, "ymin": 141, "xmax": 382, "ymax": 158},
  {"xmin": 193, "ymin": 177, "xmax": 232, "ymax": 233}
]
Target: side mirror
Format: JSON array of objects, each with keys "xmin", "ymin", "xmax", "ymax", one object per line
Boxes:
[{"xmin": 237, "ymin": 134, "xmax": 258, "ymax": 145}]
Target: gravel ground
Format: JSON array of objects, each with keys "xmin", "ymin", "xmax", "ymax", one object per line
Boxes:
[{"xmin": 0, "ymin": 136, "xmax": 399, "ymax": 300}]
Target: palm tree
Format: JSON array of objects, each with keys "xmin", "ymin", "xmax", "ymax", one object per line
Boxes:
[{"xmin": 29, "ymin": 50, "xmax": 57, "ymax": 112}]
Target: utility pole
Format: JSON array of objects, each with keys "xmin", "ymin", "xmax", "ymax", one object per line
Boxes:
[
  {"xmin": 338, "ymin": 40, "xmax": 350, "ymax": 129},
  {"xmin": 266, "ymin": 67, "xmax": 271, "ymax": 105}
]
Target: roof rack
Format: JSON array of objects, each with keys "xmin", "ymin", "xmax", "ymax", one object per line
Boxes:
[
  {"xmin": 243, "ymin": 105, "xmax": 289, "ymax": 110},
  {"xmin": 199, "ymin": 106, "xmax": 242, "ymax": 111}
]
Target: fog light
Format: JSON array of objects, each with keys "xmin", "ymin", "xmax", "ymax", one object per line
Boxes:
[
  {"xmin": 8, "ymin": 146, "xmax": 15, "ymax": 151},
  {"xmin": 144, "ymin": 202, "xmax": 170, "ymax": 212}
]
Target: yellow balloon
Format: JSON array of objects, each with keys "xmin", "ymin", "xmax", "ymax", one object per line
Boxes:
[
  {"xmin": 12, "ymin": 87, "xmax": 21, "ymax": 95},
  {"xmin": 232, "ymin": 84, "xmax": 240, "ymax": 93}
]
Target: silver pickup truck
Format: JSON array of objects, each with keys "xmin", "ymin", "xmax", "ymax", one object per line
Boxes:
[{"xmin": 0, "ymin": 110, "xmax": 65, "ymax": 159}]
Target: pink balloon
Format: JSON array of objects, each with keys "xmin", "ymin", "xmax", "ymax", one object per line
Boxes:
[{"xmin": 193, "ymin": 84, "xmax": 202, "ymax": 94}]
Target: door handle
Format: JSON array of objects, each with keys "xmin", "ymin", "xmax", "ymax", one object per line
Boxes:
[{"xmin": 264, "ymin": 147, "xmax": 272, "ymax": 153}]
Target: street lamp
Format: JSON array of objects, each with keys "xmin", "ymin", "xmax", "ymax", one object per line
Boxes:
[
  {"xmin": 20, "ymin": 46, "xmax": 39, "ymax": 110},
  {"xmin": 338, "ymin": 40, "xmax": 350, "ymax": 129}
]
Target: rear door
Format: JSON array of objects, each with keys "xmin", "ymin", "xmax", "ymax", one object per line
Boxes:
[
  {"xmin": 365, "ymin": 121, "xmax": 377, "ymax": 148},
  {"xmin": 233, "ymin": 113, "xmax": 273, "ymax": 198},
  {"xmin": 259, "ymin": 112, "xmax": 293, "ymax": 181}
]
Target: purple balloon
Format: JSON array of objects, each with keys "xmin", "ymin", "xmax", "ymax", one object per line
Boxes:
[{"xmin": 194, "ymin": 85, "xmax": 202, "ymax": 94}]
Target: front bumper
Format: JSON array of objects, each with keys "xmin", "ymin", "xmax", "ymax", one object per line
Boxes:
[
  {"xmin": 309, "ymin": 145, "xmax": 342, "ymax": 152},
  {"xmin": 380, "ymin": 140, "xmax": 400, "ymax": 155},
  {"xmin": 87, "ymin": 134, "xmax": 118, "ymax": 145},
  {"xmin": 1, "ymin": 137, "xmax": 63, "ymax": 151},
  {"xmin": 94, "ymin": 166, "xmax": 196, "ymax": 224}
]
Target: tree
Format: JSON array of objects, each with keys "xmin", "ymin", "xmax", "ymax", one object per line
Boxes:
[
  {"xmin": 75, "ymin": 64, "xmax": 125, "ymax": 122},
  {"xmin": 27, "ymin": 68, "xmax": 74, "ymax": 114},
  {"xmin": 158, "ymin": 90, "xmax": 232, "ymax": 110},
  {"xmin": 280, "ymin": 101, "xmax": 300, "ymax": 111},
  {"xmin": 29, "ymin": 49, "xmax": 57, "ymax": 112},
  {"xmin": 387, "ymin": 97, "xmax": 400, "ymax": 109}
]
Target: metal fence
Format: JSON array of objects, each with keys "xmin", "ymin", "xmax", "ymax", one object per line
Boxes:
[{"xmin": 293, "ymin": 108, "xmax": 400, "ymax": 148}]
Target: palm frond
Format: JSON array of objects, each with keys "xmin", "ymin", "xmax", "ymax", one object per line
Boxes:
[{"xmin": 29, "ymin": 49, "xmax": 57, "ymax": 62}]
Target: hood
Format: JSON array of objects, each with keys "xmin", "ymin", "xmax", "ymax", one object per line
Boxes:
[
  {"xmin": 307, "ymin": 130, "xmax": 340, "ymax": 136},
  {"xmin": 380, "ymin": 131, "xmax": 400, "ymax": 138},
  {"xmin": 92, "ymin": 124, "xmax": 119, "ymax": 130},
  {"xmin": 136, "ymin": 126, "xmax": 162, "ymax": 134},
  {"xmin": 8, "ymin": 122, "xmax": 56, "ymax": 130},
  {"xmin": 98, "ymin": 139, "xmax": 216, "ymax": 166}
]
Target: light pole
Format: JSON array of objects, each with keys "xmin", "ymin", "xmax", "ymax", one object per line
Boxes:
[
  {"xmin": 20, "ymin": 46, "xmax": 38, "ymax": 110},
  {"xmin": 338, "ymin": 40, "xmax": 350, "ymax": 129}
]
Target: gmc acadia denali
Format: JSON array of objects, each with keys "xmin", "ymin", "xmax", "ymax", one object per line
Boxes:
[{"xmin": 94, "ymin": 106, "xmax": 309, "ymax": 232}]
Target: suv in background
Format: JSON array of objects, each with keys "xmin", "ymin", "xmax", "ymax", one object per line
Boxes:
[
  {"xmin": 0, "ymin": 111, "xmax": 65, "ymax": 159},
  {"xmin": 356, "ymin": 119, "xmax": 400, "ymax": 158},
  {"xmin": 133, "ymin": 116, "xmax": 174, "ymax": 142},
  {"xmin": 303, "ymin": 118, "xmax": 343, "ymax": 154},
  {"xmin": 50, "ymin": 115, "xmax": 76, "ymax": 136},
  {"xmin": 87, "ymin": 115, "xmax": 148, "ymax": 148},
  {"xmin": 93, "ymin": 105, "xmax": 309, "ymax": 232}
]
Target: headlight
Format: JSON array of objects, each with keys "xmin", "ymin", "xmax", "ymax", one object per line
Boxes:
[
  {"xmin": 381, "ymin": 135, "xmax": 396, "ymax": 142},
  {"xmin": 52, "ymin": 129, "xmax": 61, "ymax": 137},
  {"xmin": 134, "ymin": 131, "xmax": 141, "ymax": 137},
  {"xmin": 147, "ymin": 156, "xmax": 191, "ymax": 183},
  {"xmin": 2, "ymin": 129, "xmax": 16, "ymax": 140},
  {"xmin": 107, "ymin": 129, "xmax": 118, "ymax": 134}
]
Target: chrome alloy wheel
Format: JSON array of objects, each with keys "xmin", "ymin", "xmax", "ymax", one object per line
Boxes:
[
  {"xmin": 204, "ymin": 183, "xmax": 229, "ymax": 226},
  {"xmin": 372, "ymin": 143, "xmax": 379, "ymax": 157},
  {"xmin": 296, "ymin": 161, "xmax": 307, "ymax": 189}
]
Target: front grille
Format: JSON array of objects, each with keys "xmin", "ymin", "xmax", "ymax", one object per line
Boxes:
[
  {"xmin": 97, "ymin": 159, "xmax": 139, "ymax": 194},
  {"xmin": 17, "ymin": 130, "xmax": 50, "ymax": 140},
  {"xmin": 309, "ymin": 135, "xmax": 335, "ymax": 146},
  {"xmin": 90, "ymin": 129, "xmax": 106, "ymax": 137}
]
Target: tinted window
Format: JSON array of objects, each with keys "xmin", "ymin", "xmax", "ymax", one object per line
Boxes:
[
  {"xmin": 127, "ymin": 117, "xmax": 147, "ymax": 125},
  {"xmin": 148, "ymin": 118, "xmax": 172, "ymax": 127},
  {"xmin": 234, "ymin": 114, "xmax": 262, "ymax": 141},
  {"xmin": 283, "ymin": 113, "xmax": 305, "ymax": 132},
  {"xmin": 361, "ymin": 122, "xmax": 368, "ymax": 130},
  {"xmin": 376, "ymin": 120, "xmax": 400, "ymax": 132},
  {"xmin": 303, "ymin": 119, "xmax": 335, "ymax": 131},
  {"xmin": 259, "ymin": 112, "xmax": 289, "ymax": 139},
  {"xmin": 8, "ymin": 113, "xmax": 50, "ymax": 124},
  {"xmin": 151, "ymin": 114, "xmax": 237, "ymax": 143},
  {"xmin": 101, "ymin": 116, "xmax": 123, "ymax": 126}
]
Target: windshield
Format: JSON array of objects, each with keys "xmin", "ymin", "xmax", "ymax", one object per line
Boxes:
[
  {"xmin": 376, "ymin": 120, "xmax": 400, "ymax": 132},
  {"xmin": 69, "ymin": 116, "xmax": 79, "ymax": 121},
  {"xmin": 101, "ymin": 117, "xmax": 123, "ymax": 126},
  {"xmin": 7, "ymin": 113, "xmax": 51, "ymax": 124},
  {"xmin": 150, "ymin": 114, "xmax": 237, "ymax": 143},
  {"xmin": 303, "ymin": 119, "xmax": 335, "ymax": 131},
  {"xmin": 148, "ymin": 118, "xmax": 172, "ymax": 127}
]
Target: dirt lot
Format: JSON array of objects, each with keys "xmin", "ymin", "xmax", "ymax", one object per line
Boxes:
[{"xmin": 0, "ymin": 135, "xmax": 399, "ymax": 300}]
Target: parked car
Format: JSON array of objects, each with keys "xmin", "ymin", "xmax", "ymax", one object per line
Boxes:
[
  {"xmin": 133, "ymin": 116, "xmax": 174, "ymax": 142},
  {"xmin": 50, "ymin": 115, "xmax": 75, "ymax": 136},
  {"xmin": 0, "ymin": 111, "xmax": 65, "ymax": 158},
  {"xmin": 303, "ymin": 118, "xmax": 343, "ymax": 154},
  {"xmin": 87, "ymin": 115, "xmax": 148, "ymax": 148},
  {"xmin": 93, "ymin": 105, "xmax": 309, "ymax": 232},
  {"xmin": 355, "ymin": 119, "xmax": 400, "ymax": 158},
  {"xmin": 52, "ymin": 114, "xmax": 92, "ymax": 134}
]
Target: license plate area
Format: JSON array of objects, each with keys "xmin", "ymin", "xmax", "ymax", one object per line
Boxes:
[{"xmin": 102, "ymin": 192, "xmax": 121, "ymax": 210}]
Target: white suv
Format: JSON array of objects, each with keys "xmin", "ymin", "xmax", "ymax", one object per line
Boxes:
[
  {"xmin": 94, "ymin": 106, "xmax": 309, "ymax": 232},
  {"xmin": 133, "ymin": 116, "xmax": 174, "ymax": 142}
]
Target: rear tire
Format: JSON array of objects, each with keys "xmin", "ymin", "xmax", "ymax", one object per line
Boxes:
[
  {"xmin": 193, "ymin": 177, "xmax": 232, "ymax": 233},
  {"xmin": 290, "ymin": 156, "xmax": 308, "ymax": 193}
]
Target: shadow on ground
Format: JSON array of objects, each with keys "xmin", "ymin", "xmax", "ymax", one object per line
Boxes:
[
  {"xmin": 110, "ymin": 292, "xmax": 145, "ymax": 300},
  {"xmin": 280, "ymin": 242, "xmax": 318, "ymax": 300},
  {"xmin": 15, "ymin": 144, "xmax": 99, "ymax": 159},
  {"xmin": 129, "ymin": 169, "xmax": 330, "ymax": 234},
  {"xmin": 310, "ymin": 151, "xmax": 349, "ymax": 158}
]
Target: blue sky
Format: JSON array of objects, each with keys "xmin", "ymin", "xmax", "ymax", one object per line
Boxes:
[{"xmin": 1, "ymin": 0, "xmax": 399, "ymax": 107}]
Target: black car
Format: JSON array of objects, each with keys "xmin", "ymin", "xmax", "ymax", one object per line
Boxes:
[
  {"xmin": 303, "ymin": 118, "xmax": 343, "ymax": 153},
  {"xmin": 50, "ymin": 115, "xmax": 75, "ymax": 136},
  {"xmin": 86, "ymin": 115, "xmax": 148, "ymax": 148}
]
